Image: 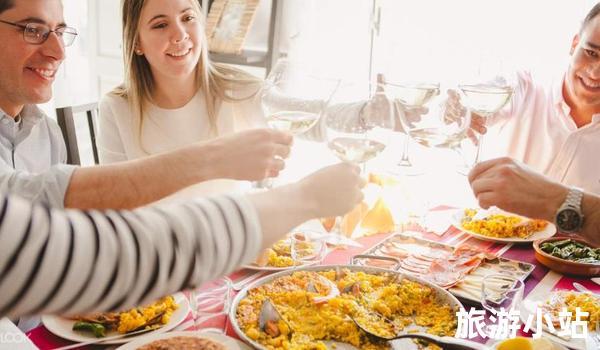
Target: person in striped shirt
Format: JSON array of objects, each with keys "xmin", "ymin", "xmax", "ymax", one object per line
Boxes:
[{"xmin": 0, "ymin": 161, "xmax": 364, "ymax": 319}]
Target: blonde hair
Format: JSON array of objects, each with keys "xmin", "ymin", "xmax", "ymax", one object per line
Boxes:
[{"xmin": 112, "ymin": 0, "xmax": 260, "ymax": 148}]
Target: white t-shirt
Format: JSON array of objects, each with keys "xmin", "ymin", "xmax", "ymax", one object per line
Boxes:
[{"xmin": 97, "ymin": 87, "xmax": 264, "ymax": 198}]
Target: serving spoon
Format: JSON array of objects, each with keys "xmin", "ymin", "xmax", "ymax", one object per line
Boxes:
[{"xmin": 351, "ymin": 311, "xmax": 489, "ymax": 350}]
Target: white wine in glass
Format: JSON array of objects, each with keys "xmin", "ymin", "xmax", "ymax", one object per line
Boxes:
[
  {"xmin": 328, "ymin": 137, "xmax": 386, "ymax": 164},
  {"xmin": 390, "ymin": 83, "xmax": 440, "ymax": 108},
  {"xmin": 323, "ymin": 79, "xmax": 395, "ymax": 236},
  {"xmin": 254, "ymin": 59, "xmax": 338, "ymax": 189},
  {"xmin": 266, "ymin": 111, "xmax": 321, "ymax": 135},
  {"xmin": 459, "ymin": 81, "xmax": 514, "ymax": 164},
  {"xmin": 459, "ymin": 84, "xmax": 513, "ymax": 117}
]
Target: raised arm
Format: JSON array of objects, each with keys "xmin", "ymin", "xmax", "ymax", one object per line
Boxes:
[
  {"xmin": 0, "ymin": 162, "xmax": 363, "ymax": 319},
  {"xmin": 64, "ymin": 128, "xmax": 293, "ymax": 209}
]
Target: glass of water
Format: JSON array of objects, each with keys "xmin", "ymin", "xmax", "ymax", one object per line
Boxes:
[{"xmin": 290, "ymin": 231, "xmax": 327, "ymax": 267}]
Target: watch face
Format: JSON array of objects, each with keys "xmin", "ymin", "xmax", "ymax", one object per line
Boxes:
[{"xmin": 556, "ymin": 208, "xmax": 583, "ymax": 232}]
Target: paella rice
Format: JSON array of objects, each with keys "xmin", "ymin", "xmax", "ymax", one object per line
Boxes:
[
  {"xmin": 236, "ymin": 270, "xmax": 457, "ymax": 349},
  {"xmin": 73, "ymin": 295, "xmax": 178, "ymax": 337},
  {"xmin": 117, "ymin": 295, "xmax": 178, "ymax": 333},
  {"xmin": 542, "ymin": 291, "xmax": 600, "ymax": 331},
  {"xmin": 461, "ymin": 208, "xmax": 547, "ymax": 239}
]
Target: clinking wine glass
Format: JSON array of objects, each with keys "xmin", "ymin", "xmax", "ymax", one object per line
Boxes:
[
  {"xmin": 396, "ymin": 86, "xmax": 471, "ymax": 161},
  {"xmin": 324, "ymin": 76, "xmax": 396, "ymax": 236},
  {"xmin": 255, "ymin": 59, "xmax": 339, "ymax": 189},
  {"xmin": 458, "ymin": 57, "xmax": 515, "ymax": 165},
  {"xmin": 385, "ymin": 81, "xmax": 440, "ymax": 176}
]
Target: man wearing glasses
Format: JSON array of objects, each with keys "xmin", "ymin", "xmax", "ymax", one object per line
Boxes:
[{"xmin": 0, "ymin": 0, "xmax": 295, "ymax": 210}]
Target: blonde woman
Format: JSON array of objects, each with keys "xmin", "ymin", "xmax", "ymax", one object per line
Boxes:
[{"xmin": 98, "ymin": 0, "xmax": 272, "ymax": 195}]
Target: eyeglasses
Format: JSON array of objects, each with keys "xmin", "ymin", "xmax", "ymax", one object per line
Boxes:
[{"xmin": 0, "ymin": 19, "xmax": 77, "ymax": 47}]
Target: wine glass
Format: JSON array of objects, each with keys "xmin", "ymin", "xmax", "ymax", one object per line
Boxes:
[
  {"xmin": 255, "ymin": 60, "xmax": 339, "ymax": 188},
  {"xmin": 458, "ymin": 57, "xmax": 515, "ymax": 164},
  {"xmin": 481, "ymin": 274, "xmax": 524, "ymax": 339},
  {"xmin": 385, "ymin": 81, "xmax": 440, "ymax": 176},
  {"xmin": 324, "ymin": 77, "xmax": 396, "ymax": 236},
  {"xmin": 396, "ymin": 86, "xmax": 471, "ymax": 153}
]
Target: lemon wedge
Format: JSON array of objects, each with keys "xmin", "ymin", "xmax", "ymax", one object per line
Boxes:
[
  {"xmin": 496, "ymin": 337, "xmax": 555, "ymax": 350},
  {"xmin": 496, "ymin": 337, "xmax": 533, "ymax": 350}
]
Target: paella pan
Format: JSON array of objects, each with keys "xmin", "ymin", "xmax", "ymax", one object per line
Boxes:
[{"xmin": 230, "ymin": 264, "xmax": 463, "ymax": 350}]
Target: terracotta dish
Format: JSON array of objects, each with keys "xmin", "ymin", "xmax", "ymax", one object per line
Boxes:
[{"xmin": 533, "ymin": 237, "xmax": 600, "ymax": 276}]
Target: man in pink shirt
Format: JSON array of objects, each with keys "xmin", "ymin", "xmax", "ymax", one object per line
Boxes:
[{"xmin": 478, "ymin": 2, "xmax": 600, "ymax": 195}]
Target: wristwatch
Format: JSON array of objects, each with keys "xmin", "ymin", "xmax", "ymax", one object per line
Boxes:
[{"xmin": 554, "ymin": 187, "xmax": 584, "ymax": 233}]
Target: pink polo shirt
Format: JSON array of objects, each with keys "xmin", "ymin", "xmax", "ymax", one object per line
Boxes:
[{"xmin": 485, "ymin": 71, "xmax": 600, "ymax": 194}]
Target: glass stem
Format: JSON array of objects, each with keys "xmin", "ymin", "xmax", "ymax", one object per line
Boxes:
[
  {"xmin": 397, "ymin": 136, "xmax": 412, "ymax": 167},
  {"xmin": 473, "ymin": 116, "xmax": 489, "ymax": 164}
]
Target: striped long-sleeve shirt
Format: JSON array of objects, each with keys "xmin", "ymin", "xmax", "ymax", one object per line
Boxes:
[{"xmin": 0, "ymin": 193, "xmax": 261, "ymax": 319}]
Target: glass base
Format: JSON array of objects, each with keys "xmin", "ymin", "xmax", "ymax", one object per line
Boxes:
[{"xmin": 390, "ymin": 163, "xmax": 425, "ymax": 177}]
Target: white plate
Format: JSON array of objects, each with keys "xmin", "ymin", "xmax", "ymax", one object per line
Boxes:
[
  {"xmin": 116, "ymin": 331, "xmax": 251, "ymax": 350},
  {"xmin": 519, "ymin": 292, "xmax": 597, "ymax": 350},
  {"xmin": 452, "ymin": 209, "xmax": 556, "ymax": 243},
  {"xmin": 42, "ymin": 293, "xmax": 189, "ymax": 345}
]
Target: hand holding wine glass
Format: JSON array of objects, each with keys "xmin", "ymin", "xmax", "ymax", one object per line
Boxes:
[
  {"xmin": 323, "ymin": 78, "xmax": 396, "ymax": 236},
  {"xmin": 396, "ymin": 87, "xmax": 471, "ymax": 149},
  {"xmin": 325, "ymin": 79, "xmax": 396, "ymax": 165},
  {"xmin": 385, "ymin": 80, "xmax": 440, "ymax": 175},
  {"xmin": 458, "ymin": 58, "xmax": 515, "ymax": 164},
  {"xmin": 255, "ymin": 59, "xmax": 338, "ymax": 188}
]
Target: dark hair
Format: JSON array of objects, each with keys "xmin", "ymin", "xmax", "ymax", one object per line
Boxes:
[
  {"xmin": 582, "ymin": 3, "xmax": 600, "ymax": 32},
  {"xmin": 0, "ymin": 0, "xmax": 14, "ymax": 14}
]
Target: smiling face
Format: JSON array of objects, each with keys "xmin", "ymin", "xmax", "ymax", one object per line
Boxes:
[
  {"xmin": 0, "ymin": 0, "xmax": 65, "ymax": 116},
  {"xmin": 136, "ymin": 0, "xmax": 202, "ymax": 86},
  {"xmin": 564, "ymin": 15, "xmax": 600, "ymax": 115}
]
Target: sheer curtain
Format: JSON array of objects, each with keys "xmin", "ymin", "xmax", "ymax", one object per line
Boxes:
[
  {"xmin": 375, "ymin": 0, "xmax": 597, "ymax": 84},
  {"xmin": 279, "ymin": 0, "xmax": 598, "ymax": 207},
  {"xmin": 277, "ymin": 0, "xmax": 373, "ymax": 81}
]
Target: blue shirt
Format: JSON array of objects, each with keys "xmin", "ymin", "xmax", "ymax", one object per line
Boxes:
[{"xmin": 0, "ymin": 105, "xmax": 75, "ymax": 207}]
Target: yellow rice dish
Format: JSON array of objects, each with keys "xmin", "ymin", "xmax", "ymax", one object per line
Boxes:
[
  {"xmin": 73, "ymin": 295, "xmax": 178, "ymax": 337},
  {"xmin": 461, "ymin": 208, "xmax": 548, "ymax": 239},
  {"xmin": 117, "ymin": 295, "xmax": 178, "ymax": 333},
  {"xmin": 542, "ymin": 291, "xmax": 600, "ymax": 330},
  {"xmin": 236, "ymin": 270, "xmax": 457, "ymax": 349}
]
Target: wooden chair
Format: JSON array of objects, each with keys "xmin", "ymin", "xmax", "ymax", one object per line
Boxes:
[{"xmin": 56, "ymin": 102, "xmax": 100, "ymax": 166}]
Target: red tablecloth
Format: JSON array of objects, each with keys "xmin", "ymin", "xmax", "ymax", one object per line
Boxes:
[{"xmin": 28, "ymin": 226, "xmax": 593, "ymax": 349}]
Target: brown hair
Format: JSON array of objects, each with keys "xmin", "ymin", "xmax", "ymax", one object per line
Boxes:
[
  {"xmin": 0, "ymin": 0, "xmax": 14, "ymax": 14},
  {"xmin": 112, "ymin": 0, "xmax": 260, "ymax": 150},
  {"xmin": 582, "ymin": 2, "xmax": 600, "ymax": 32}
]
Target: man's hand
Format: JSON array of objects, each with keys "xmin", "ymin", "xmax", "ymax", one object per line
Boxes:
[
  {"xmin": 468, "ymin": 157, "xmax": 568, "ymax": 221},
  {"xmin": 209, "ymin": 128, "xmax": 293, "ymax": 181},
  {"xmin": 296, "ymin": 162, "xmax": 365, "ymax": 218}
]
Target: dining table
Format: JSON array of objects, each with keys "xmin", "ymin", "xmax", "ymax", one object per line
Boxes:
[{"xmin": 23, "ymin": 207, "xmax": 599, "ymax": 350}]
